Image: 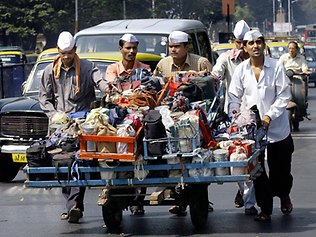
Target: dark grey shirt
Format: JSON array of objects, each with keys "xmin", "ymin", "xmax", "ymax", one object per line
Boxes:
[{"xmin": 39, "ymin": 58, "xmax": 108, "ymax": 118}]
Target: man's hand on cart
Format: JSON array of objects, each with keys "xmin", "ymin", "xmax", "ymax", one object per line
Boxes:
[{"xmin": 261, "ymin": 115, "xmax": 271, "ymax": 131}]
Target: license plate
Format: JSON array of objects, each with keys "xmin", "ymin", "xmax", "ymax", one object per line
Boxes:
[{"xmin": 12, "ymin": 153, "xmax": 27, "ymax": 163}]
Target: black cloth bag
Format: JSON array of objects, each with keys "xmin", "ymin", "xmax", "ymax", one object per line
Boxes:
[{"xmin": 26, "ymin": 143, "xmax": 53, "ymax": 181}]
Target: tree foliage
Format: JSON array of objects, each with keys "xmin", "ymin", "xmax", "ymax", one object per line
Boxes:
[
  {"xmin": 234, "ymin": 4, "xmax": 254, "ymax": 24},
  {"xmin": 0, "ymin": 0, "xmax": 315, "ymax": 50}
]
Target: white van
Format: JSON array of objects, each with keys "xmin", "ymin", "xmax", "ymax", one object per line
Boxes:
[{"xmin": 74, "ymin": 18, "xmax": 215, "ymax": 65}]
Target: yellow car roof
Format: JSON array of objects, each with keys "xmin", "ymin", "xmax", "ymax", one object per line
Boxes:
[
  {"xmin": 212, "ymin": 43, "xmax": 235, "ymax": 51},
  {"xmin": 37, "ymin": 48, "xmax": 161, "ymax": 62},
  {"xmin": 266, "ymin": 41, "xmax": 304, "ymax": 48},
  {"xmin": 37, "ymin": 48, "xmax": 59, "ymax": 62},
  {"xmin": 0, "ymin": 51, "xmax": 24, "ymax": 56}
]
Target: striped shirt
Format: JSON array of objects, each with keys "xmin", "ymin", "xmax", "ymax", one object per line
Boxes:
[{"xmin": 105, "ymin": 60, "xmax": 150, "ymax": 82}]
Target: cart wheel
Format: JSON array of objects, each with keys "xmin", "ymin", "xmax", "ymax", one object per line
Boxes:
[
  {"xmin": 188, "ymin": 184, "xmax": 209, "ymax": 228},
  {"xmin": 102, "ymin": 200, "xmax": 123, "ymax": 229}
]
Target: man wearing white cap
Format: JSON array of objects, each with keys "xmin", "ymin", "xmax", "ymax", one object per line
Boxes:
[
  {"xmin": 211, "ymin": 20, "xmax": 258, "ymax": 216},
  {"xmin": 105, "ymin": 33, "xmax": 150, "ymax": 82},
  {"xmin": 228, "ymin": 30, "xmax": 294, "ymax": 222},
  {"xmin": 153, "ymin": 30, "xmax": 212, "ymax": 216},
  {"xmin": 103, "ymin": 33, "xmax": 149, "ymax": 216},
  {"xmin": 39, "ymin": 31, "xmax": 109, "ymax": 223},
  {"xmin": 153, "ymin": 30, "xmax": 212, "ymax": 77},
  {"xmin": 211, "ymin": 20, "xmax": 250, "ymax": 112}
]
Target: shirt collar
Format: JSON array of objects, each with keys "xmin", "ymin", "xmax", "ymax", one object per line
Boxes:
[
  {"xmin": 245, "ymin": 56, "xmax": 270, "ymax": 69},
  {"xmin": 228, "ymin": 48, "xmax": 242, "ymax": 60},
  {"xmin": 117, "ymin": 60, "xmax": 142, "ymax": 75},
  {"xmin": 172, "ymin": 53, "xmax": 190, "ymax": 69}
]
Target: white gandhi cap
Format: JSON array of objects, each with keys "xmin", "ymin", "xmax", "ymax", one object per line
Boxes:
[
  {"xmin": 168, "ymin": 31, "xmax": 189, "ymax": 44},
  {"xmin": 57, "ymin": 31, "xmax": 75, "ymax": 51},
  {"xmin": 233, "ymin": 20, "xmax": 250, "ymax": 40},
  {"xmin": 120, "ymin": 33, "xmax": 138, "ymax": 43},
  {"xmin": 243, "ymin": 30, "xmax": 263, "ymax": 41}
]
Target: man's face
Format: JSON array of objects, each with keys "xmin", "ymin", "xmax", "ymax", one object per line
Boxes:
[
  {"xmin": 58, "ymin": 47, "xmax": 76, "ymax": 67},
  {"xmin": 168, "ymin": 43, "xmax": 188, "ymax": 61},
  {"xmin": 244, "ymin": 38, "xmax": 265, "ymax": 58},
  {"xmin": 120, "ymin": 42, "xmax": 138, "ymax": 62},
  {"xmin": 234, "ymin": 39, "xmax": 244, "ymax": 51},
  {"xmin": 288, "ymin": 43, "xmax": 298, "ymax": 58}
]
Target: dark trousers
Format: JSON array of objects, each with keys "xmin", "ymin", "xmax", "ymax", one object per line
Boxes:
[
  {"xmin": 254, "ymin": 134, "xmax": 294, "ymax": 215},
  {"xmin": 62, "ymin": 187, "xmax": 86, "ymax": 212}
]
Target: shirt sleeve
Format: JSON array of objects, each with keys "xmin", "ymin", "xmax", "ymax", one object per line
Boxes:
[
  {"xmin": 210, "ymin": 53, "xmax": 227, "ymax": 79},
  {"xmin": 278, "ymin": 54, "xmax": 285, "ymax": 66},
  {"xmin": 91, "ymin": 66, "xmax": 108, "ymax": 92},
  {"xmin": 38, "ymin": 64, "xmax": 57, "ymax": 118},
  {"xmin": 265, "ymin": 63, "xmax": 291, "ymax": 120},
  {"xmin": 301, "ymin": 57, "xmax": 309, "ymax": 72},
  {"xmin": 105, "ymin": 63, "xmax": 118, "ymax": 83},
  {"xmin": 198, "ymin": 57, "xmax": 212, "ymax": 72},
  {"xmin": 153, "ymin": 60, "xmax": 163, "ymax": 76},
  {"xmin": 227, "ymin": 64, "xmax": 244, "ymax": 116}
]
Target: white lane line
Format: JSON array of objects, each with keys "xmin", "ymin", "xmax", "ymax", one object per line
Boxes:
[{"xmin": 292, "ymin": 133, "xmax": 316, "ymax": 139}]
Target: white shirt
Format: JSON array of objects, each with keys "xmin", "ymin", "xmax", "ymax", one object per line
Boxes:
[
  {"xmin": 279, "ymin": 52, "xmax": 308, "ymax": 73},
  {"xmin": 228, "ymin": 57, "xmax": 291, "ymax": 143},
  {"xmin": 211, "ymin": 48, "xmax": 244, "ymax": 113}
]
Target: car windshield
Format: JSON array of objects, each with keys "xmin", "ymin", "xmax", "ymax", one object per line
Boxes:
[
  {"xmin": 25, "ymin": 60, "xmax": 111, "ymax": 95},
  {"xmin": 76, "ymin": 34, "xmax": 169, "ymax": 57},
  {"xmin": 305, "ymin": 48, "xmax": 316, "ymax": 62},
  {"xmin": 269, "ymin": 46, "xmax": 287, "ymax": 59}
]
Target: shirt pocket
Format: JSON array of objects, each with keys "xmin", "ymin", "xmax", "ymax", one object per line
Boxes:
[
  {"xmin": 68, "ymin": 77, "xmax": 81, "ymax": 101},
  {"xmin": 258, "ymin": 85, "xmax": 274, "ymax": 100}
]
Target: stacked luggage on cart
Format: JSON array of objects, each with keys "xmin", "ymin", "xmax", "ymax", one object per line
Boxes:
[{"xmin": 24, "ymin": 69, "xmax": 263, "ymax": 229}]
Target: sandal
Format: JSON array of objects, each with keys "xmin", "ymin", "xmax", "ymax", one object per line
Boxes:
[
  {"xmin": 254, "ymin": 212, "xmax": 271, "ymax": 223},
  {"xmin": 60, "ymin": 212, "xmax": 69, "ymax": 220},
  {"xmin": 130, "ymin": 206, "xmax": 145, "ymax": 216},
  {"xmin": 169, "ymin": 205, "xmax": 187, "ymax": 216},
  {"xmin": 281, "ymin": 196, "xmax": 293, "ymax": 215}
]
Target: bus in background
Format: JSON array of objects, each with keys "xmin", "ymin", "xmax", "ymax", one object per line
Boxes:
[{"xmin": 303, "ymin": 24, "xmax": 316, "ymax": 45}]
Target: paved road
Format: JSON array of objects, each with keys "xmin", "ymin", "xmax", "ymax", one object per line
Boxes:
[{"xmin": 1, "ymin": 88, "xmax": 316, "ymax": 237}]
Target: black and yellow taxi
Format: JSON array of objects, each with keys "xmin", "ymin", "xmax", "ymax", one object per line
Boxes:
[
  {"xmin": 0, "ymin": 49, "xmax": 161, "ymax": 182},
  {"xmin": 0, "ymin": 46, "xmax": 27, "ymax": 65}
]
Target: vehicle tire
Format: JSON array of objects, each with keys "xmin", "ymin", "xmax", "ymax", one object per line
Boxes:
[
  {"xmin": 0, "ymin": 154, "xmax": 21, "ymax": 182},
  {"xmin": 288, "ymin": 108, "xmax": 300, "ymax": 132},
  {"xmin": 292, "ymin": 76, "xmax": 307, "ymax": 116},
  {"xmin": 292, "ymin": 118, "xmax": 300, "ymax": 131},
  {"xmin": 188, "ymin": 184, "xmax": 209, "ymax": 229},
  {"xmin": 102, "ymin": 199, "xmax": 123, "ymax": 229}
]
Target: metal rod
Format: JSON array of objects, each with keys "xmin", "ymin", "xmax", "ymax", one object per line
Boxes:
[{"xmin": 75, "ymin": 0, "xmax": 78, "ymax": 33}]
